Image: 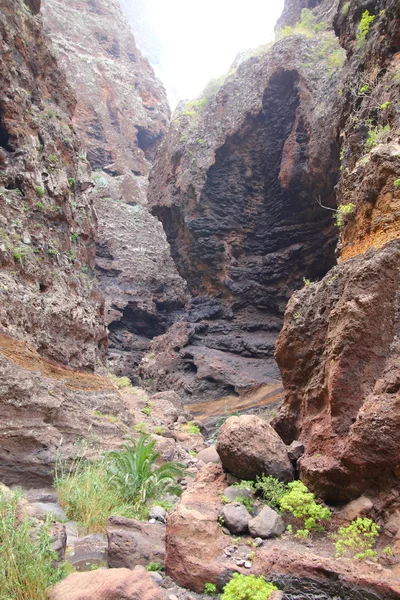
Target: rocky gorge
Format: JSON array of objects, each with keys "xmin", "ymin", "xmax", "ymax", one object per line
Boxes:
[{"xmin": 0, "ymin": 0, "xmax": 400, "ymax": 599}]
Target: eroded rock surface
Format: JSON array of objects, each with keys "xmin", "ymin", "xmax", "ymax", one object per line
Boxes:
[
  {"xmin": 274, "ymin": 0, "xmax": 400, "ymax": 502},
  {"xmin": 42, "ymin": 0, "xmax": 187, "ymax": 382}
]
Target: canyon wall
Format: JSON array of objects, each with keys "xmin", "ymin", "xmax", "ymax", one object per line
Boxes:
[
  {"xmin": 142, "ymin": 9, "xmax": 345, "ymax": 406},
  {"xmin": 42, "ymin": 0, "xmax": 187, "ymax": 383},
  {"xmin": 0, "ymin": 0, "xmax": 132, "ymax": 486},
  {"xmin": 274, "ymin": 0, "xmax": 400, "ymax": 502}
]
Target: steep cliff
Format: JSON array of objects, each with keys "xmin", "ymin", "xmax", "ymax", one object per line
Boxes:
[
  {"xmin": 274, "ymin": 0, "xmax": 400, "ymax": 502},
  {"xmin": 0, "ymin": 0, "xmax": 131, "ymax": 486},
  {"xmin": 42, "ymin": 0, "xmax": 187, "ymax": 383},
  {"xmin": 143, "ymin": 9, "xmax": 345, "ymax": 405}
]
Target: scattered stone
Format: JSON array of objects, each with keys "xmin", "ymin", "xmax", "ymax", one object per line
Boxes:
[
  {"xmin": 150, "ymin": 506, "xmax": 167, "ymax": 523},
  {"xmin": 149, "ymin": 518, "xmax": 157, "ymax": 524},
  {"xmin": 337, "ymin": 496, "xmax": 374, "ymax": 522},
  {"xmin": 288, "ymin": 440, "xmax": 304, "ymax": 462},
  {"xmin": 221, "ymin": 503, "xmax": 251, "ymax": 535},
  {"xmin": 107, "ymin": 516, "xmax": 165, "ymax": 569},
  {"xmin": 149, "ymin": 572, "xmax": 163, "ymax": 585},
  {"xmin": 196, "ymin": 445, "xmax": 220, "ymax": 464},
  {"xmin": 254, "ymin": 537, "xmax": 263, "ymax": 547},
  {"xmin": 48, "ymin": 566, "xmax": 168, "ymax": 600},
  {"xmin": 244, "ymin": 561, "xmax": 252, "ymax": 569},
  {"xmin": 216, "ymin": 415, "xmax": 294, "ymax": 481},
  {"xmin": 223, "ymin": 485, "xmax": 253, "ymax": 503}
]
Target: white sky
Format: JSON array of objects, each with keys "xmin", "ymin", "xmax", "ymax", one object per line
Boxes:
[{"xmin": 128, "ymin": 0, "xmax": 285, "ymax": 106}]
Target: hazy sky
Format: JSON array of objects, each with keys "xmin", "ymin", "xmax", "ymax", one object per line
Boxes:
[{"xmin": 122, "ymin": 0, "xmax": 285, "ymax": 106}]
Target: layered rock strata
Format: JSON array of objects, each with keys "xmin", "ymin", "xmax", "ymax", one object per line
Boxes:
[
  {"xmin": 274, "ymin": 0, "xmax": 400, "ymax": 502},
  {"xmin": 0, "ymin": 0, "xmax": 131, "ymax": 485},
  {"xmin": 42, "ymin": 0, "xmax": 187, "ymax": 382},
  {"xmin": 143, "ymin": 10, "xmax": 344, "ymax": 403}
]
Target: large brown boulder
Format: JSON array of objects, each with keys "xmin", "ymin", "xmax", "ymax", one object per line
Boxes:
[
  {"xmin": 48, "ymin": 566, "xmax": 167, "ymax": 600},
  {"xmin": 216, "ymin": 415, "xmax": 294, "ymax": 482},
  {"xmin": 107, "ymin": 516, "xmax": 165, "ymax": 569}
]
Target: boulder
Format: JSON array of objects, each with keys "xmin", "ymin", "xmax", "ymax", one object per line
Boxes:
[
  {"xmin": 151, "ymin": 391, "xmax": 184, "ymax": 423},
  {"xmin": 107, "ymin": 516, "xmax": 165, "ymax": 569},
  {"xmin": 48, "ymin": 566, "xmax": 167, "ymax": 600},
  {"xmin": 221, "ymin": 503, "xmax": 251, "ymax": 534},
  {"xmin": 150, "ymin": 506, "xmax": 167, "ymax": 523},
  {"xmin": 248, "ymin": 505, "xmax": 285, "ymax": 539},
  {"xmin": 197, "ymin": 445, "xmax": 220, "ymax": 464},
  {"xmin": 216, "ymin": 415, "xmax": 294, "ymax": 481}
]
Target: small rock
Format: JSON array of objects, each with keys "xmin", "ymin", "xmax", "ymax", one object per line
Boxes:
[
  {"xmin": 248, "ymin": 505, "xmax": 285, "ymax": 539},
  {"xmin": 149, "ymin": 518, "xmax": 157, "ymax": 524},
  {"xmin": 196, "ymin": 445, "xmax": 220, "ymax": 464},
  {"xmin": 169, "ymin": 595, "xmax": 179, "ymax": 600},
  {"xmin": 177, "ymin": 416, "xmax": 187, "ymax": 425},
  {"xmin": 337, "ymin": 496, "xmax": 373, "ymax": 522},
  {"xmin": 150, "ymin": 506, "xmax": 167, "ymax": 523},
  {"xmin": 244, "ymin": 561, "xmax": 252, "ymax": 569},
  {"xmin": 221, "ymin": 503, "xmax": 251, "ymax": 535},
  {"xmin": 254, "ymin": 537, "xmax": 263, "ymax": 547},
  {"xmin": 223, "ymin": 485, "xmax": 253, "ymax": 503},
  {"xmin": 236, "ymin": 559, "xmax": 245, "ymax": 566},
  {"xmin": 149, "ymin": 571, "xmax": 163, "ymax": 585}
]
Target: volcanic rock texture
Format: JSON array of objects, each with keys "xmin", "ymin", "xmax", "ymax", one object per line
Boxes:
[
  {"xmin": 0, "ymin": 0, "xmax": 131, "ymax": 485},
  {"xmin": 274, "ymin": 0, "xmax": 400, "ymax": 502},
  {"xmin": 143, "ymin": 13, "xmax": 345, "ymax": 404},
  {"xmin": 42, "ymin": 0, "xmax": 187, "ymax": 383}
]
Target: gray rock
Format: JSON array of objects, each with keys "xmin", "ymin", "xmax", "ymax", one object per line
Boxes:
[
  {"xmin": 288, "ymin": 440, "xmax": 304, "ymax": 462},
  {"xmin": 196, "ymin": 445, "xmax": 220, "ymax": 464},
  {"xmin": 221, "ymin": 503, "xmax": 251, "ymax": 534},
  {"xmin": 223, "ymin": 485, "xmax": 253, "ymax": 503},
  {"xmin": 149, "ymin": 571, "xmax": 163, "ymax": 585},
  {"xmin": 248, "ymin": 505, "xmax": 285, "ymax": 539},
  {"xmin": 107, "ymin": 516, "xmax": 165, "ymax": 569},
  {"xmin": 150, "ymin": 506, "xmax": 167, "ymax": 523}
]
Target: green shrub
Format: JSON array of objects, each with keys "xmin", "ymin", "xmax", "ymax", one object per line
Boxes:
[
  {"xmin": 48, "ymin": 154, "xmax": 58, "ymax": 164},
  {"xmin": 255, "ymin": 475, "xmax": 287, "ymax": 512},
  {"xmin": 279, "ymin": 481, "xmax": 331, "ymax": 538},
  {"xmin": 12, "ymin": 247, "xmax": 30, "ymax": 263},
  {"xmin": 334, "ymin": 517, "xmax": 380, "ymax": 559},
  {"xmin": 0, "ymin": 489, "xmax": 66, "ymax": 599},
  {"xmin": 68, "ymin": 177, "xmax": 75, "ymax": 187},
  {"xmin": 36, "ymin": 201, "xmax": 45, "ymax": 210},
  {"xmin": 281, "ymin": 8, "xmax": 329, "ymax": 38},
  {"xmin": 106, "ymin": 435, "xmax": 186, "ymax": 509},
  {"xmin": 357, "ymin": 10, "xmax": 375, "ymax": 49},
  {"xmin": 394, "ymin": 178, "xmax": 400, "ymax": 188},
  {"xmin": 204, "ymin": 582, "xmax": 217, "ymax": 596},
  {"xmin": 335, "ymin": 202, "xmax": 356, "ymax": 227},
  {"xmin": 146, "ymin": 561, "xmax": 163, "ymax": 572},
  {"xmin": 70, "ymin": 232, "xmax": 79, "ymax": 243},
  {"xmin": 221, "ymin": 573, "xmax": 278, "ymax": 600},
  {"xmin": 341, "ymin": 2, "xmax": 350, "ymax": 16},
  {"xmin": 48, "ymin": 248, "xmax": 57, "ymax": 256},
  {"xmin": 35, "ymin": 186, "xmax": 45, "ymax": 198},
  {"xmin": 182, "ymin": 421, "xmax": 200, "ymax": 435},
  {"xmin": 108, "ymin": 374, "xmax": 132, "ymax": 389}
]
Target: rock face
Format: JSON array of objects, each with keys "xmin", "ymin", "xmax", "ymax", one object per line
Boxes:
[
  {"xmin": 48, "ymin": 566, "xmax": 168, "ymax": 600},
  {"xmin": 143, "ymin": 14, "xmax": 344, "ymax": 403},
  {"xmin": 274, "ymin": 0, "xmax": 400, "ymax": 502},
  {"xmin": 216, "ymin": 415, "xmax": 294, "ymax": 481},
  {"xmin": 42, "ymin": 0, "xmax": 187, "ymax": 383},
  {"xmin": 0, "ymin": 0, "xmax": 134, "ymax": 485}
]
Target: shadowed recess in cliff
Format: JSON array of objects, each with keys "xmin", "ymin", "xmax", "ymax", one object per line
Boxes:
[{"xmin": 155, "ymin": 70, "xmax": 337, "ymax": 315}]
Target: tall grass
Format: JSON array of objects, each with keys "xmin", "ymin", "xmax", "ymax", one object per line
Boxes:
[
  {"xmin": 54, "ymin": 459, "xmax": 138, "ymax": 533},
  {"xmin": 0, "ymin": 489, "xmax": 64, "ymax": 600},
  {"xmin": 54, "ymin": 435, "xmax": 187, "ymax": 533}
]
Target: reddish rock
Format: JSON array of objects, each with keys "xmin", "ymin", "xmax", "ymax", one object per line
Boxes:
[
  {"xmin": 216, "ymin": 415, "xmax": 293, "ymax": 482},
  {"xmin": 107, "ymin": 516, "xmax": 166, "ymax": 569},
  {"xmin": 337, "ymin": 496, "xmax": 374, "ymax": 522},
  {"xmin": 48, "ymin": 566, "xmax": 168, "ymax": 600}
]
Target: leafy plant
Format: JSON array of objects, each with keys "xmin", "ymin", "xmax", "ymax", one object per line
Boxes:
[
  {"xmin": 48, "ymin": 154, "xmax": 58, "ymax": 164},
  {"xmin": 334, "ymin": 517, "xmax": 379, "ymax": 560},
  {"xmin": 255, "ymin": 475, "xmax": 287, "ymax": 512},
  {"xmin": 106, "ymin": 435, "xmax": 186, "ymax": 510},
  {"xmin": 36, "ymin": 201, "xmax": 45, "ymax": 210},
  {"xmin": 303, "ymin": 277, "xmax": 314, "ymax": 287},
  {"xmin": 182, "ymin": 421, "xmax": 200, "ymax": 435},
  {"xmin": 365, "ymin": 124, "xmax": 391, "ymax": 150},
  {"xmin": 0, "ymin": 488, "xmax": 66, "ymax": 599},
  {"xmin": 221, "ymin": 573, "xmax": 277, "ymax": 600},
  {"xmin": 380, "ymin": 101, "xmax": 391, "ymax": 110},
  {"xmin": 394, "ymin": 178, "xmax": 400, "ymax": 188},
  {"xmin": 70, "ymin": 232, "xmax": 79, "ymax": 243},
  {"xmin": 153, "ymin": 426, "xmax": 165, "ymax": 435},
  {"xmin": 357, "ymin": 10, "xmax": 375, "ymax": 49},
  {"xmin": 382, "ymin": 545, "xmax": 393, "ymax": 557},
  {"xmin": 141, "ymin": 403, "xmax": 152, "ymax": 416},
  {"xmin": 48, "ymin": 248, "xmax": 57, "ymax": 256},
  {"xmin": 341, "ymin": 2, "xmax": 350, "ymax": 16},
  {"xmin": 68, "ymin": 177, "xmax": 75, "ymax": 186},
  {"xmin": 279, "ymin": 481, "xmax": 331, "ymax": 538},
  {"xmin": 146, "ymin": 561, "xmax": 163, "ymax": 572},
  {"xmin": 204, "ymin": 582, "xmax": 217, "ymax": 596},
  {"xmin": 281, "ymin": 8, "xmax": 329, "ymax": 38},
  {"xmin": 12, "ymin": 247, "xmax": 30, "ymax": 263},
  {"xmin": 335, "ymin": 202, "xmax": 356, "ymax": 227}
]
